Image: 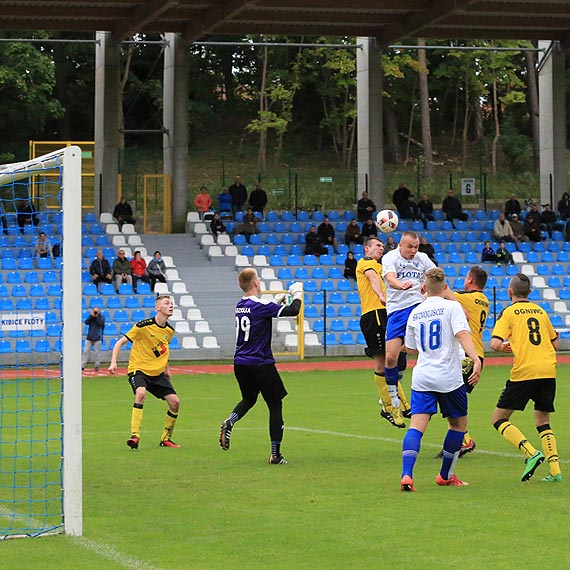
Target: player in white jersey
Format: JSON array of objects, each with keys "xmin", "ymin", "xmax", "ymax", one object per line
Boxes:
[
  {"xmin": 400, "ymin": 267, "xmax": 481, "ymax": 491},
  {"xmin": 381, "ymin": 231, "xmax": 435, "ymax": 426}
]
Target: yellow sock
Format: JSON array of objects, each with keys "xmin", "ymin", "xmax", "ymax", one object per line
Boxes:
[
  {"xmin": 463, "ymin": 432, "xmax": 472, "ymax": 446},
  {"xmin": 540, "ymin": 428, "xmax": 562, "ymax": 477},
  {"xmin": 161, "ymin": 410, "xmax": 178, "ymax": 442},
  {"xmin": 374, "ymin": 372, "xmax": 392, "ymax": 411},
  {"xmin": 498, "ymin": 421, "xmax": 536, "ymax": 459},
  {"xmin": 397, "ymin": 382, "xmax": 410, "ymax": 411},
  {"xmin": 130, "ymin": 404, "xmax": 143, "ymax": 438}
]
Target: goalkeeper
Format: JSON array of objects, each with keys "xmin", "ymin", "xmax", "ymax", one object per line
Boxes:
[{"xmin": 219, "ymin": 269, "xmax": 303, "ymax": 465}]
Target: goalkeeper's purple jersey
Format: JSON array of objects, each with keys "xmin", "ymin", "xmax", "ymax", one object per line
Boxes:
[{"xmin": 234, "ymin": 295, "xmax": 285, "ymax": 365}]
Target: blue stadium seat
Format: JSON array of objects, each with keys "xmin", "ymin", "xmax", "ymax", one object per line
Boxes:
[
  {"xmin": 319, "ymin": 255, "xmax": 334, "ymax": 266},
  {"xmin": 264, "ymin": 234, "xmax": 279, "ymax": 245},
  {"xmin": 137, "ymin": 282, "xmax": 151, "ymax": 295},
  {"xmin": 330, "ymin": 319, "xmax": 346, "ymax": 332},
  {"xmin": 443, "ymin": 265, "xmax": 457, "ymax": 277},
  {"xmin": 0, "ymin": 340, "xmax": 11, "ymax": 353},
  {"xmin": 338, "ymin": 306, "xmax": 353, "ymax": 318},
  {"xmin": 286, "ymin": 254, "xmax": 301, "ymax": 267},
  {"xmin": 311, "ymin": 267, "xmax": 326, "ymax": 279},
  {"xmin": 327, "ymin": 211, "xmax": 340, "ymax": 221},
  {"xmin": 37, "ymin": 257, "xmax": 54, "ymax": 269},
  {"xmin": 346, "ymin": 291, "xmax": 360, "ymax": 304},
  {"xmin": 100, "ymin": 283, "xmax": 115, "ymax": 295},
  {"xmin": 557, "ymin": 251, "xmax": 569, "ymax": 262},
  {"xmin": 125, "ymin": 296, "xmax": 141, "ymax": 309},
  {"xmin": 281, "ymin": 234, "xmax": 295, "ymax": 245},
  {"xmin": 34, "ymin": 340, "xmax": 52, "ymax": 353},
  {"xmin": 11, "ymin": 284, "xmax": 26, "ymax": 297},
  {"xmin": 312, "ymin": 319, "xmax": 325, "ymax": 332},
  {"xmin": 114, "ymin": 310, "xmax": 129, "ymax": 322},
  {"xmin": 269, "ymin": 255, "xmax": 285, "ymax": 267},
  {"xmin": 312, "ymin": 211, "xmax": 325, "ymax": 222},
  {"xmin": 339, "ymin": 333, "xmax": 355, "ymax": 345},
  {"xmin": 526, "ymin": 251, "xmax": 539, "ymax": 263},
  {"xmin": 42, "ymin": 271, "xmax": 58, "ymax": 283},
  {"xmin": 548, "ymin": 277, "xmax": 562, "ymax": 288},
  {"xmin": 15, "ymin": 340, "xmax": 32, "ymax": 353},
  {"xmin": 506, "ymin": 265, "xmax": 518, "ymax": 275},
  {"xmin": 119, "ymin": 283, "xmax": 133, "ymax": 295},
  {"xmin": 528, "ymin": 290, "xmax": 541, "ymax": 300},
  {"xmin": 29, "ymin": 284, "xmax": 46, "ymax": 297},
  {"xmin": 249, "ymin": 234, "xmax": 263, "ymax": 245},
  {"xmin": 294, "ymin": 267, "xmax": 309, "ymax": 279},
  {"xmin": 321, "ymin": 305, "xmax": 336, "ymax": 318},
  {"xmin": 233, "ymin": 234, "xmax": 247, "ymax": 246},
  {"xmin": 265, "ymin": 211, "xmax": 279, "ymax": 222},
  {"xmin": 489, "ymin": 265, "xmax": 504, "ymax": 277},
  {"xmin": 551, "ymin": 315, "xmax": 564, "ymax": 327},
  {"xmin": 107, "ymin": 296, "xmax": 122, "ymax": 309},
  {"xmin": 356, "ymin": 332, "xmax": 366, "ymax": 345},
  {"xmin": 273, "ymin": 245, "xmax": 287, "ymax": 256},
  {"xmin": 323, "ymin": 332, "xmax": 337, "ymax": 346},
  {"xmin": 541, "ymin": 251, "xmax": 554, "ymax": 263},
  {"xmin": 142, "ymin": 295, "xmax": 155, "ymax": 308},
  {"xmin": 560, "ymin": 289, "xmax": 570, "ymax": 300},
  {"xmin": 496, "ymin": 289, "xmax": 510, "ymax": 301},
  {"xmin": 304, "ymin": 280, "xmax": 318, "ymax": 292},
  {"xmin": 304, "ymin": 305, "xmax": 319, "ymax": 318},
  {"xmin": 304, "ymin": 255, "xmax": 317, "ymax": 266},
  {"xmin": 132, "ymin": 309, "xmax": 146, "ymax": 321},
  {"xmin": 552, "ymin": 264, "xmax": 565, "ymax": 275},
  {"xmin": 337, "ymin": 279, "xmax": 352, "ymax": 291},
  {"xmin": 88, "ymin": 296, "xmax": 104, "ymax": 308},
  {"xmin": 34, "ymin": 298, "xmax": 50, "ymax": 310},
  {"xmin": 536, "ymin": 264, "xmax": 549, "ymax": 275},
  {"xmin": 274, "ymin": 222, "xmax": 287, "ymax": 233},
  {"xmin": 297, "ymin": 211, "xmax": 309, "ymax": 222},
  {"xmin": 321, "ymin": 280, "xmax": 335, "ymax": 291},
  {"xmin": 6, "ymin": 271, "xmax": 21, "ymax": 284},
  {"xmin": 329, "ymin": 292, "xmax": 344, "ymax": 304}
]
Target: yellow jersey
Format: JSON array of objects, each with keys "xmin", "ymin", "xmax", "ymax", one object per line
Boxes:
[
  {"xmin": 356, "ymin": 256, "xmax": 386, "ymax": 315},
  {"xmin": 125, "ymin": 318, "xmax": 175, "ymax": 376},
  {"xmin": 454, "ymin": 290, "xmax": 489, "ymax": 359},
  {"xmin": 492, "ymin": 301, "xmax": 557, "ymax": 381}
]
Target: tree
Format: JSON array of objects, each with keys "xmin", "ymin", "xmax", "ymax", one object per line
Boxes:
[{"xmin": 416, "ymin": 38, "xmax": 434, "ymax": 178}]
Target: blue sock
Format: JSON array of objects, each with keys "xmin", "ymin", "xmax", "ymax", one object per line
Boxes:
[
  {"xmin": 402, "ymin": 428, "xmax": 423, "ymax": 478},
  {"xmin": 384, "ymin": 365, "xmax": 399, "ymax": 386},
  {"xmin": 440, "ymin": 429, "xmax": 465, "ymax": 480}
]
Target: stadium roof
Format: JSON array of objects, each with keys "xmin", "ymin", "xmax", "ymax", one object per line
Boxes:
[{"xmin": 0, "ymin": 0, "xmax": 569, "ymax": 47}]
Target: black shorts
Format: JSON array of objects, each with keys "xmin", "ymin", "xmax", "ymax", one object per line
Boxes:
[
  {"xmin": 360, "ymin": 309, "xmax": 387, "ymax": 356},
  {"xmin": 463, "ymin": 356, "xmax": 485, "ymax": 394},
  {"xmin": 128, "ymin": 370, "xmax": 176, "ymax": 400},
  {"xmin": 496, "ymin": 378, "xmax": 556, "ymax": 413},
  {"xmin": 234, "ymin": 363, "xmax": 287, "ymax": 404}
]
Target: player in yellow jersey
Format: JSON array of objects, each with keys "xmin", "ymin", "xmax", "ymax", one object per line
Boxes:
[
  {"xmin": 491, "ymin": 273, "xmax": 561, "ymax": 482},
  {"xmin": 356, "ymin": 236, "xmax": 410, "ymax": 427},
  {"xmin": 108, "ymin": 295, "xmax": 181, "ymax": 450},
  {"xmin": 440, "ymin": 265, "xmax": 489, "ymax": 457}
]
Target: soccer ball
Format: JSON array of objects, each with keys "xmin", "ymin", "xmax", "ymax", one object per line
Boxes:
[{"xmin": 376, "ymin": 209, "xmax": 399, "ymax": 233}]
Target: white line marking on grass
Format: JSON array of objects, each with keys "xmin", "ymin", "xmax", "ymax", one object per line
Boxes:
[{"xmin": 76, "ymin": 538, "xmax": 165, "ymax": 570}]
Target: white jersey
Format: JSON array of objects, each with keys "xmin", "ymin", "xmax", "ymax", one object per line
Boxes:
[
  {"xmin": 381, "ymin": 249, "xmax": 435, "ymax": 314},
  {"xmin": 405, "ymin": 296, "xmax": 470, "ymax": 392}
]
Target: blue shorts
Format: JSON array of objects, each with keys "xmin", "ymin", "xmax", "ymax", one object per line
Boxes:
[
  {"xmin": 386, "ymin": 304, "xmax": 419, "ymax": 342},
  {"xmin": 410, "ymin": 385, "xmax": 468, "ymax": 418}
]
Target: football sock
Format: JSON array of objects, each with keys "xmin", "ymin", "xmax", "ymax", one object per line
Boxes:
[
  {"xmin": 130, "ymin": 403, "xmax": 143, "ymax": 438},
  {"xmin": 440, "ymin": 429, "xmax": 464, "ymax": 480},
  {"xmin": 402, "ymin": 428, "xmax": 423, "ymax": 478},
  {"xmin": 268, "ymin": 401, "xmax": 284, "ymax": 442},
  {"xmin": 397, "ymin": 351, "xmax": 407, "ymax": 372},
  {"xmin": 463, "ymin": 432, "xmax": 472, "ymax": 446},
  {"xmin": 161, "ymin": 410, "xmax": 178, "ymax": 442},
  {"xmin": 538, "ymin": 424, "xmax": 561, "ymax": 477},
  {"xmin": 227, "ymin": 412, "xmax": 240, "ymax": 427},
  {"xmin": 374, "ymin": 372, "xmax": 392, "ymax": 410},
  {"xmin": 494, "ymin": 419, "xmax": 537, "ymax": 459},
  {"xmin": 384, "ymin": 365, "xmax": 401, "ymax": 407},
  {"xmin": 271, "ymin": 441, "xmax": 282, "ymax": 457},
  {"xmin": 397, "ymin": 382, "xmax": 410, "ymax": 411}
]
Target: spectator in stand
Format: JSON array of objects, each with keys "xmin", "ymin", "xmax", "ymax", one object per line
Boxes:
[
  {"xmin": 442, "ymin": 189, "xmax": 468, "ymax": 227},
  {"xmin": 113, "ymin": 197, "xmax": 136, "ymax": 228},
  {"xmin": 481, "ymin": 241, "xmax": 496, "ymax": 263},
  {"xmin": 81, "ymin": 306, "xmax": 105, "ymax": 372},
  {"xmin": 393, "ymin": 182, "xmax": 412, "ymax": 214},
  {"xmin": 418, "ymin": 236, "xmax": 437, "ymax": 265},
  {"xmin": 357, "ymin": 191, "xmax": 376, "ymax": 222},
  {"xmin": 234, "ymin": 207, "xmax": 259, "ymax": 243},
  {"xmin": 218, "ymin": 187, "xmax": 233, "ymax": 217},
  {"xmin": 193, "ymin": 186, "xmax": 212, "ymax": 220},
  {"xmin": 529, "ymin": 203, "xmax": 542, "ymax": 224},
  {"xmin": 384, "ymin": 235, "xmax": 397, "ymax": 252},
  {"xmin": 343, "ymin": 251, "xmax": 357, "ymax": 279},
  {"xmin": 540, "ymin": 204, "xmax": 561, "ymax": 238},
  {"xmin": 317, "ymin": 216, "xmax": 339, "ymax": 254},
  {"xmin": 17, "ymin": 199, "xmax": 38, "ymax": 233},
  {"xmin": 418, "ymin": 193, "xmax": 435, "ymax": 227},
  {"xmin": 524, "ymin": 213, "xmax": 543, "ymax": 242},
  {"xmin": 509, "ymin": 213, "xmax": 528, "ymax": 244},
  {"xmin": 130, "ymin": 250, "xmax": 149, "ymax": 294},
  {"xmin": 248, "ymin": 182, "xmax": 268, "ymax": 216},
  {"xmin": 305, "ymin": 225, "xmax": 328, "ymax": 257},
  {"xmin": 398, "ymin": 195, "xmax": 420, "ymax": 222},
  {"xmin": 89, "ymin": 249, "xmax": 113, "ymax": 291},
  {"xmin": 345, "ymin": 219, "xmax": 363, "ymax": 248},
  {"xmin": 493, "ymin": 212, "xmax": 519, "ymax": 249},
  {"xmin": 495, "ymin": 241, "xmax": 514, "ymax": 265},
  {"xmin": 504, "ymin": 194, "xmax": 522, "ymax": 220},
  {"xmin": 113, "ymin": 249, "xmax": 133, "ymax": 293},
  {"xmin": 361, "ymin": 217, "xmax": 378, "ymax": 239},
  {"xmin": 557, "ymin": 192, "xmax": 570, "ymax": 221},
  {"xmin": 210, "ymin": 212, "xmax": 227, "ymax": 237},
  {"xmin": 35, "ymin": 231, "xmax": 53, "ymax": 259},
  {"xmin": 147, "ymin": 251, "xmax": 167, "ymax": 292},
  {"xmin": 228, "ymin": 175, "xmax": 248, "ymax": 218}
]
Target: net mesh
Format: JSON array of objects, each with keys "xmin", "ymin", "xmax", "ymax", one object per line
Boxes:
[{"xmin": 0, "ymin": 153, "xmax": 65, "ymax": 538}]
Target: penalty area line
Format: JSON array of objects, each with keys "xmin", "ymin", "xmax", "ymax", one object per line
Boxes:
[{"xmin": 75, "ymin": 538, "xmax": 165, "ymax": 570}]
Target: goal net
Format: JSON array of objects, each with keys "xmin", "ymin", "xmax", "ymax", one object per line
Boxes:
[{"xmin": 0, "ymin": 147, "xmax": 82, "ymax": 538}]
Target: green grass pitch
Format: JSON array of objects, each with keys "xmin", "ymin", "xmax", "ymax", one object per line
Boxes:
[{"xmin": 1, "ymin": 364, "xmax": 568, "ymax": 569}]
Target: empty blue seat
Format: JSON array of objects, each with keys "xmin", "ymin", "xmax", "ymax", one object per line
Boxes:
[
  {"xmin": 329, "ymin": 292, "xmax": 344, "ymax": 304},
  {"xmin": 43, "ymin": 271, "xmax": 58, "ymax": 283},
  {"xmin": 304, "ymin": 255, "xmax": 317, "ymax": 266},
  {"xmin": 304, "ymin": 280, "xmax": 318, "ymax": 292},
  {"xmin": 312, "ymin": 319, "xmax": 325, "ymax": 332},
  {"xmin": 249, "ymin": 234, "xmax": 263, "ymax": 245},
  {"xmin": 286, "ymin": 254, "xmax": 301, "ymax": 267},
  {"xmin": 269, "ymin": 255, "xmax": 285, "ymax": 267},
  {"xmin": 0, "ymin": 340, "xmax": 11, "ymax": 353},
  {"xmin": 34, "ymin": 339, "xmax": 52, "ymax": 353},
  {"xmin": 142, "ymin": 295, "xmax": 155, "ymax": 308},
  {"xmin": 114, "ymin": 310, "xmax": 129, "ymax": 322},
  {"xmin": 304, "ymin": 305, "xmax": 319, "ymax": 318},
  {"xmin": 541, "ymin": 251, "xmax": 554, "ymax": 263},
  {"xmin": 295, "ymin": 267, "xmax": 309, "ymax": 279},
  {"xmin": 321, "ymin": 280, "xmax": 335, "ymax": 292},
  {"xmin": 339, "ymin": 333, "xmax": 355, "ymax": 345},
  {"xmin": 132, "ymin": 309, "xmax": 146, "ymax": 321},
  {"xmin": 337, "ymin": 280, "xmax": 352, "ymax": 291},
  {"xmin": 273, "ymin": 245, "xmax": 287, "ymax": 256},
  {"xmin": 346, "ymin": 291, "xmax": 360, "ymax": 304},
  {"xmin": 536, "ymin": 264, "xmax": 549, "ymax": 276},
  {"xmin": 321, "ymin": 305, "xmax": 336, "ymax": 318},
  {"xmin": 137, "ymin": 282, "xmax": 151, "ymax": 295},
  {"xmin": 241, "ymin": 245, "xmax": 255, "ymax": 258},
  {"xmin": 551, "ymin": 315, "xmax": 564, "ymax": 327},
  {"xmin": 125, "ymin": 296, "xmax": 141, "ymax": 308},
  {"xmin": 100, "ymin": 283, "xmax": 116, "ymax": 295},
  {"xmin": 37, "ymin": 257, "xmax": 53, "ymax": 269},
  {"xmin": 330, "ymin": 319, "xmax": 346, "ymax": 332},
  {"xmin": 6, "ymin": 271, "xmax": 22, "ymax": 284},
  {"xmin": 233, "ymin": 234, "xmax": 247, "ymax": 246},
  {"xmin": 264, "ymin": 234, "xmax": 279, "ymax": 245},
  {"xmin": 323, "ymin": 332, "xmax": 337, "ymax": 346},
  {"xmin": 311, "ymin": 267, "xmax": 326, "ymax": 279},
  {"xmin": 526, "ymin": 252, "xmax": 539, "ymax": 263},
  {"xmin": 11, "ymin": 284, "xmax": 26, "ymax": 297},
  {"xmin": 119, "ymin": 283, "xmax": 133, "ymax": 295},
  {"xmin": 84, "ymin": 283, "xmax": 98, "ymax": 296},
  {"xmin": 312, "ymin": 211, "xmax": 325, "ymax": 222},
  {"xmin": 29, "ymin": 284, "xmax": 46, "ymax": 297},
  {"xmin": 338, "ymin": 305, "xmax": 353, "ymax": 318},
  {"xmin": 281, "ymin": 234, "xmax": 294, "ymax": 245},
  {"xmin": 319, "ymin": 255, "xmax": 334, "ymax": 266},
  {"xmin": 15, "ymin": 340, "xmax": 32, "ymax": 353},
  {"xmin": 278, "ymin": 268, "xmax": 293, "ymax": 280},
  {"xmin": 548, "ymin": 277, "xmax": 562, "ymax": 288},
  {"xmin": 107, "ymin": 296, "xmax": 122, "ymax": 309}
]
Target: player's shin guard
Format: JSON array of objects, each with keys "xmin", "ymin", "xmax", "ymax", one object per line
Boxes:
[
  {"xmin": 161, "ymin": 410, "xmax": 178, "ymax": 442},
  {"xmin": 538, "ymin": 424, "xmax": 562, "ymax": 477},
  {"xmin": 494, "ymin": 419, "xmax": 537, "ymax": 459},
  {"xmin": 130, "ymin": 403, "xmax": 143, "ymax": 438},
  {"xmin": 402, "ymin": 428, "xmax": 423, "ymax": 478},
  {"xmin": 397, "ymin": 382, "xmax": 410, "ymax": 411},
  {"xmin": 384, "ymin": 365, "xmax": 401, "ymax": 408},
  {"xmin": 374, "ymin": 372, "xmax": 392, "ymax": 410},
  {"xmin": 440, "ymin": 429, "xmax": 464, "ymax": 480}
]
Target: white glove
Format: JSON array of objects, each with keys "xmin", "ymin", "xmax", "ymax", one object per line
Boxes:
[
  {"xmin": 273, "ymin": 293, "xmax": 288, "ymax": 305},
  {"xmin": 288, "ymin": 281, "xmax": 304, "ymax": 301}
]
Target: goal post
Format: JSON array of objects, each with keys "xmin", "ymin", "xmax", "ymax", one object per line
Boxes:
[{"xmin": 0, "ymin": 146, "xmax": 82, "ymax": 538}]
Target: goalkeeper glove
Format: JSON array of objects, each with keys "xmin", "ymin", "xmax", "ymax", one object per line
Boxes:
[
  {"xmin": 273, "ymin": 293, "xmax": 288, "ymax": 305},
  {"xmin": 288, "ymin": 281, "xmax": 304, "ymax": 301},
  {"xmin": 461, "ymin": 357, "xmax": 474, "ymax": 376}
]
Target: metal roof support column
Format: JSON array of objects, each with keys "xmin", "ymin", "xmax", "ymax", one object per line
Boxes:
[
  {"xmin": 539, "ymin": 41, "xmax": 567, "ymax": 206},
  {"xmin": 163, "ymin": 32, "xmax": 189, "ymax": 233},
  {"xmin": 357, "ymin": 37, "xmax": 384, "ymax": 210}
]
